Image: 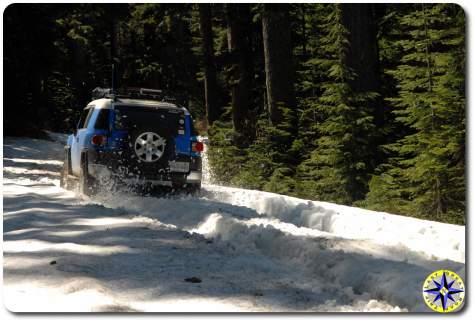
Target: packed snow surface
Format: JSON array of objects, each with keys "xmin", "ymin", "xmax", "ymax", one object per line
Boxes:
[{"xmin": 2, "ymin": 135, "xmax": 465, "ymax": 312}]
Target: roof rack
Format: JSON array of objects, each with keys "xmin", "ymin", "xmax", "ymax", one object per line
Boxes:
[
  {"xmin": 122, "ymin": 87, "xmax": 163, "ymax": 100},
  {"xmin": 92, "ymin": 87, "xmax": 177, "ymax": 103},
  {"xmin": 91, "ymin": 87, "xmax": 187, "ymax": 107}
]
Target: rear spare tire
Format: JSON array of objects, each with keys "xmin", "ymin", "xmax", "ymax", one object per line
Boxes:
[{"xmin": 120, "ymin": 126, "xmax": 175, "ymax": 180}]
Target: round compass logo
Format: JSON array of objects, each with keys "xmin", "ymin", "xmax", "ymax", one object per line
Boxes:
[{"xmin": 423, "ymin": 270, "xmax": 465, "ymax": 313}]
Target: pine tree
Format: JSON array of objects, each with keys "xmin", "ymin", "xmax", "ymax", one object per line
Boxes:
[
  {"xmin": 206, "ymin": 119, "xmax": 246, "ymax": 185},
  {"xmin": 365, "ymin": 4, "xmax": 465, "ymax": 224},
  {"xmin": 293, "ymin": 4, "xmax": 329, "ymax": 163},
  {"xmin": 262, "ymin": 4, "xmax": 296, "ymax": 126},
  {"xmin": 296, "ymin": 4, "xmax": 380, "ymax": 204},
  {"xmin": 252, "ymin": 4, "xmax": 299, "ymax": 194},
  {"xmin": 225, "ymin": 4, "xmax": 253, "ymax": 140}
]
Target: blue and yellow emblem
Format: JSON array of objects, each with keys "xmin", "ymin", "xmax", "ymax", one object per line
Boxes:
[{"xmin": 422, "ymin": 270, "xmax": 465, "ymax": 313}]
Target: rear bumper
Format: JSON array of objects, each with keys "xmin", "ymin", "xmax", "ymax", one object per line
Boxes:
[
  {"xmin": 86, "ymin": 149, "xmax": 202, "ymax": 186},
  {"xmin": 118, "ymin": 171, "xmax": 201, "ymax": 186}
]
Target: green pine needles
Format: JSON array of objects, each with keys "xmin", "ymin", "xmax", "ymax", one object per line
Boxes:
[
  {"xmin": 207, "ymin": 3, "xmax": 465, "ymax": 224},
  {"xmin": 365, "ymin": 4, "xmax": 465, "ymax": 224}
]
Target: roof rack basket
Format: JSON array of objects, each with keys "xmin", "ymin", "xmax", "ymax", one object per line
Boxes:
[
  {"xmin": 122, "ymin": 87, "xmax": 163, "ymax": 100},
  {"xmin": 92, "ymin": 87, "xmax": 167, "ymax": 101}
]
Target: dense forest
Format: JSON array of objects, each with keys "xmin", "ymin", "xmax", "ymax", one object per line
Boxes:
[{"xmin": 3, "ymin": 3, "xmax": 465, "ymax": 224}]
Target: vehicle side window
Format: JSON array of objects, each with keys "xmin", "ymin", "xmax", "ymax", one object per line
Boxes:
[
  {"xmin": 114, "ymin": 109, "xmax": 126, "ymax": 130},
  {"xmin": 77, "ymin": 108, "xmax": 91, "ymax": 129},
  {"xmin": 94, "ymin": 109, "xmax": 111, "ymax": 130},
  {"xmin": 82, "ymin": 107, "xmax": 95, "ymax": 129}
]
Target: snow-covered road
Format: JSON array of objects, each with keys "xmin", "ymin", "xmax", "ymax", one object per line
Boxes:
[{"xmin": 2, "ymin": 135, "xmax": 465, "ymax": 312}]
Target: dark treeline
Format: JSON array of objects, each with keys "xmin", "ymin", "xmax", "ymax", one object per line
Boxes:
[{"xmin": 3, "ymin": 3, "xmax": 465, "ymax": 224}]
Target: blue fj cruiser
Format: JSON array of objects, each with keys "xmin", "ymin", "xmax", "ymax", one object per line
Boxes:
[{"xmin": 60, "ymin": 88, "xmax": 203, "ymax": 195}]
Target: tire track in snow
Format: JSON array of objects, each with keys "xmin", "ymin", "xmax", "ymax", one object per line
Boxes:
[{"xmin": 93, "ymin": 188, "xmax": 463, "ymax": 312}]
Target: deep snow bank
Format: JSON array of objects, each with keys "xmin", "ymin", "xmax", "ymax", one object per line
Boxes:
[
  {"xmin": 95, "ymin": 183, "xmax": 464, "ymax": 311},
  {"xmin": 190, "ymin": 211, "xmax": 464, "ymax": 311},
  {"xmin": 204, "ymin": 185, "xmax": 465, "ymax": 263}
]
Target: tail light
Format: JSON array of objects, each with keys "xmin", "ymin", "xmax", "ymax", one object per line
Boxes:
[
  {"xmin": 91, "ymin": 135, "xmax": 107, "ymax": 146},
  {"xmin": 191, "ymin": 141, "xmax": 204, "ymax": 152}
]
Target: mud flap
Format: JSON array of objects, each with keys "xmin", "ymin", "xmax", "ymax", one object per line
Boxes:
[{"xmin": 170, "ymin": 172, "xmax": 187, "ymax": 189}]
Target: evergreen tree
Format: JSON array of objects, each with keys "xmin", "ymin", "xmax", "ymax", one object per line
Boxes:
[
  {"xmin": 293, "ymin": 4, "xmax": 332, "ymax": 165},
  {"xmin": 250, "ymin": 4, "xmax": 299, "ymax": 194},
  {"xmin": 225, "ymin": 4, "xmax": 253, "ymax": 139},
  {"xmin": 198, "ymin": 4, "xmax": 221, "ymax": 126},
  {"xmin": 296, "ymin": 4, "xmax": 380, "ymax": 203},
  {"xmin": 366, "ymin": 4, "xmax": 465, "ymax": 224},
  {"xmin": 262, "ymin": 4, "xmax": 297, "ymax": 127}
]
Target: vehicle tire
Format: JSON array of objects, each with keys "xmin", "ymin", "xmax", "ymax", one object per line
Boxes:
[
  {"xmin": 79, "ymin": 152, "xmax": 97, "ymax": 196},
  {"xmin": 60, "ymin": 146, "xmax": 71, "ymax": 189}
]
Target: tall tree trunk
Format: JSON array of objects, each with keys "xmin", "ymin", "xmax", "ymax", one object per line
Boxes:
[
  {"xmin": 226, "ymin": 4, "xmax": 252, "ymax": 136},
  {"xmin": 261, "ymin": 4, "xmax": 296, "ymax": 126},
  {"xmin": 107, "ymin": 3, "xmax": 127, "ymax": 90},
  {"xmin": 340, "ymin": 4, "xmax": 384, "ymax": 164},
  {"xmin": 300, "ymin": 4, "xmax": 307, "ymax": 58},
  {"xmin": 110, "ymin": 17, "xmax": 119, "ymax": 90},
  {"xmin": 340, "ymin": 3, "xmax": 380, "ymax": 92},
  {"xmin": 198, "ymin": 4, "xmax": 220, "ymax": 127},
  {"xmin": 340, "ymin": 4, "xmax": 381, "ymax": 104},
  {"xmin": 71, "ymin": 40, "xmax": 88, "ymax": 106}
]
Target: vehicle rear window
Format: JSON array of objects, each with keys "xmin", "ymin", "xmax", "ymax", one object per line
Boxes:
[
  {"xmin": 114, "ymin": 105, "xmax": 181, "ymax": 134},
  {"xmin": 94, "ymin": 109, "xmax": 110, "ymax": 130}
]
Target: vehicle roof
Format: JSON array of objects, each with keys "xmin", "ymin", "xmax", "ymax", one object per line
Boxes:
[{"xmin": 86, "ymin": 98, "xmax": 189, "ymax": 115}]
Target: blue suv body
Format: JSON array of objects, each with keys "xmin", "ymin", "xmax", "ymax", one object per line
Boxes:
[{"xmin": 61, "ymin": 88, "xmax": 202, "ymax": 194}]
